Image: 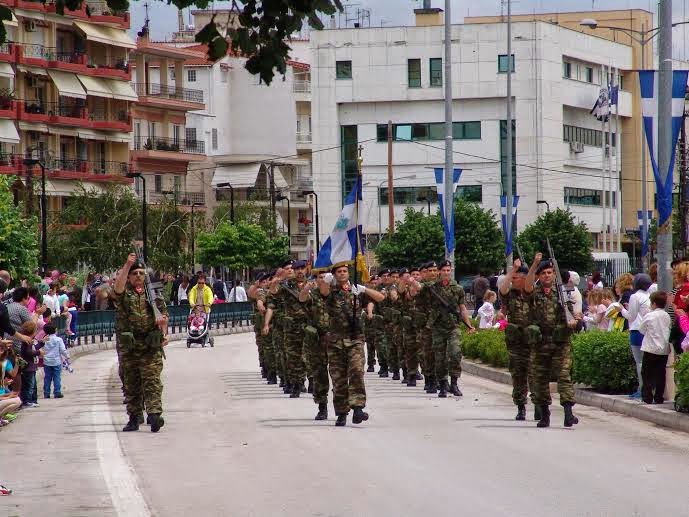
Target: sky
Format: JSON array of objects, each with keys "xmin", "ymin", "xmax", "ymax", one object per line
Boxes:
[{"xmin": 129, "ymin": 0, "xmax": 689, "ymax": 59}]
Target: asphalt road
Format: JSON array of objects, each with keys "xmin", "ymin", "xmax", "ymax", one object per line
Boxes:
[{"xmin": 3, "ymin": 332, "xmax": 689, "ymax": 517}]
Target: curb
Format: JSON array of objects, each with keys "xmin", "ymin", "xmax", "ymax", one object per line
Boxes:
[{"xmin": 461, "ymin": 358, "xmax": 689, "ymax": 434}]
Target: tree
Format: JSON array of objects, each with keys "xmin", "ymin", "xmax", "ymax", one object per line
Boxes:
[
  {"xmin": 0, "ymin": 176, "xmax": 39, "ymax": 280},
  {"xmin": 516, "ymin": 208, "xmax": 593, "ymax": 273},
  {"xmin": 375, "ymin": 208, "xmax": 444, "ymax": 268},
  {"xmin": 454, "ymin": 198, "xmax": 505, "ymax": 274},
  {"xmin": 0, "ymin": 1, "xmax": 343, "ymax": 85},
  {"xmin": 148, "ymin": 199, "xmax": 193, "ymax": 273}
]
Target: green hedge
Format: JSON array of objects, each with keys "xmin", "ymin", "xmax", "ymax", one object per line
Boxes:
[
  {"xmin": 675, "ymin": 353, "xmax": 689, "ymax": 412},
  {"xmin": 462, "ymin": 329, "xmax": 509, "ymax": 368},
  {"xmin": 570, "ymin": 330, "xmax": 637, "ymax": 394}
]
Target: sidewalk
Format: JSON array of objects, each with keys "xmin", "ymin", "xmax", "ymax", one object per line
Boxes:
[{"xmin": 462, "ymin": 359, "xmax": 689, "ymax": 433}]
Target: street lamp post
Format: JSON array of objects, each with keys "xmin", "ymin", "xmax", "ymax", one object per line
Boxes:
[
  {"xmin": 126, "ymin": 172, "xmax": 147, "ymax": 262},
  {"xmin": 303, "ymin": 190, "xmax": 320, "ymax": 255},
  {"xmin": 190, "ymin": 202, "xmax": 203, "ymax": 273},
  {"xmin": 377, "ymin": 174, "xmax": 417, "ymax": 240},
  {"xmin": 276, "ymin": 194, "xmax": 291, "ymax": 255},
  {"xmin": 23, "ymin": 149, "xmax": 48, "ymax": 277},
  {"xmin": 417, "ymin": 195, "xmax": 431, "ymax": 215},
  {"xmin": 536, "ymin": 199, "xmax": 550, "ymax": 212},
  {"xmin": 216, "ymin": 182, "xmax": 234, "ymax": 222}
]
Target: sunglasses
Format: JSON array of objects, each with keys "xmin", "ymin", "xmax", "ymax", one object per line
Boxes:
[{"xmin": 129, "ymin": 271, "xmax": 145, "ymax": 276}]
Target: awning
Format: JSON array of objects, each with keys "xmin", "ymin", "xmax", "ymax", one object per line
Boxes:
[
  {"xmin": 48, "ymin": 70, "xmax": 86, "ymax": 99},
  {"xmin": 77, "ymin": 128, "xmax": 100, "ymax": 140},
  {"xmin": 0, "ymin": 62, "xmax": 14, "ymax": 79},
  {"xmin": 104, "ymin": 132, "xmax": 131, "ymax": 143},
  {"xmin": 54, "ymin": 127, "xmax": 78, "ymax": 137},
  {"xmin": 3, "ymin": 13, "xmax": 18, "ymax": 28},
  {"xmin": 77, "ymin": 75, "xmax": 113, "ymax": 99},
  {"xmin": 212, "ymin": 164, "xmax": 262, "ymax": 188},
  {"xmin": 74, "ymin": 21, "xmax": 136, "ymax": 49},
  {"xmin": 0, "ymin": 119, "xmax": 19, "ymax": 144},
  {"xmin": 18, "ymin": 121, "xmax": 48, "ymax": 132},
  {"xmin": 106, "ymin": 78, "xmax": 138, "ymax": 101},
  {"xmin": 17, "ymin": 65, "xmax": 48, "ymax": 76}
]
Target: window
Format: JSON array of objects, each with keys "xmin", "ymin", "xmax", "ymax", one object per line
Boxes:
[
  {"xmin": 452, "ymin": 121, "xmax": 481, "ymax": 140},
  {"xmin": 498, "ymin": 54, "xmax": 515, "ymax": 73},
  {"xmin": 379, "ymin": 185, "xmax": 483, "ymax": 205},
  {"xmin": 173, "ymin": 175, "xmax": 181, "ymax": 192},
  {"xmin": 340, "ymin": 125, "xmax": 358, "ymax": 203},
  {"xmin": 221, "ymin": 70, "xmax": 228, "ymax": 83},
  {"xmin": 619, "ymin": 75, "xmax": 625, "ymax": 90},
  {"xmin": 336, "ymin": 60, "xmax": 352, "ymax": 80},
  {"xmin": 564, "ymin": 187, "xmax": 616, "ymax": 208},
  {"xmin": 170, "ymin": 69, "xmax": 175, "ymax": 81},
  {"xmin": 563, "ymin": 61, "xmax": 572, "ymax": 79},
  {"xmin": 457, "ymin": 185, "xmax": 483, "ymax": 203},
  {"xmin": 212, "ymin": 128, "xmax": 218, "ymax": 150},
  {"xmin": 187, "ymin": 69, "xmax": 197, "ymax": 82},
  {"xmin": 395, "ymin": 124, "xmax": 412, "ymax": 141},
  {"xmin": 154, "ymin": 174, "xmax": 162, "ymax": 193},
  {"xmin": 563, "ymin": 124, "xmax": 615, "ymax": 147},
  {"xmin": 408, "ymin": 59, "xmax": 421, "ymax": 88},
  {"xmin": 172, "ymin": 124, "xmax": 180, "ymax": 146},
  {"xmin": 376, "ymin": 121, "xmax": 481, "ymax": 142},
  {"xmin": 585, "ymin": 66, "xmax": 593, "ymax": 83},
  {"xmin": 185, "ymin": 127, "xmax": 197, "ymax": 144},
  {"xmin": 429, "ymin": 58, "xmax": 442, "ymax": 87}
]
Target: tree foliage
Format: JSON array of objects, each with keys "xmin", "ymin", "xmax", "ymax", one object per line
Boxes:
[
  {"xmin": 0, "ymin": 176, "xmax": 39, "ymax": 280},
  {"xmin": 515, "ymin": 208, "xmax": 593, "ymax": 273},
  {"xmin": 454, "ymin": 198, "xmax": 505, "ymax": 274},
  {"xmin": 148, "ymin": 198, "xmax": 193, "ymax": 273},
  {"xmin": 375, "ymin": 208, "xmax": 444, "ymax": 268}
]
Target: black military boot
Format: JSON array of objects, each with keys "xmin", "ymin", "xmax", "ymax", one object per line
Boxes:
[
  {"xmin": 122, "ymin": 415, "xmax": 139, "ymax": 432},
  {"xmin": 427, "ymin": 378, "xmax": 438, "ymax": 394},
  {"xmin": 438, "ymin": 379, "xmax": 449, "ymax": 398},
  {"xmin": 261, "ymin": 367, "xmax": 267, "ymax": 378},
  {"xmin": 352, "ymin": 407, "xmax": 369, "ymax": 424},
  {"xmin": 279, "ymin": 377, "xmax": 285, "ymax": 388},
  {"xmin": 267, "ymin": 372, "xmax": 277, "ymax": 385},
  {"xmin": 401, "ymin": 368, "xmax": 408, "ymax": 384},
  {"xmin": 379, "ymin": 366, "xmax": 389, "ymax": 378},
  {"xmin": 300, "ymin": 382, "xmax": 307, "ymax": 393},
  {"xmin": 536, "ymin": 405, "xmax": 551, "ymax": 428},
  {"xmin": 534, "ymin": 404, "xmax": 542, "ymax": 421},
  {"xmin": 307, "ymin": 378, "xmax": 314, "ymax": 393},
  {"xmin": 407, "ymin": 374, "xmax": 417, "ymax": 387},
  {"xmin": 563, "ymin": 402, "xmax": 579, "ymax": 427},
  {"xmin": 392, "ymin": 369, "xmax": 400, "ymax": 381},
  {"xmin": 315, "ymin": 402, "xmax": 328, "ymax": 421},
  {"xmin": 515, "ymin": 404, "xmax": 526, "ymax": 421},
  {"xmin": 283, "ymin": 384, "xmax": 291, "ymax": 394},
  {"xmin": 149, "ymin": 413, "xmax": 165, "ymax": 433},
  {"xmin": 290, "ymin": 384, "xmax": 301, "ymax": 398},
  {"xmin": 335, "ymin": 414, "xmax": 347, "ymax": 427},
  {"xmin": 450, "ymin": 377, "xmax": 463, "ymax": 397},
  {"xmin": 415, "ymin": 371, "xmax": 423, "ymax": 381},
  {"xmin": 367, "ymin": 364, "xmax": 375, "ymax": 373}
]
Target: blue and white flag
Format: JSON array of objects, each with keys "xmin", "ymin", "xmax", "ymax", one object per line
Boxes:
[
  {"xmin": 434, "ymin": 167, "xmax": 462, "ymax": 254},
  {"xmin": 637, "ymin": 210, "xmax": 653, "ymax": 258},
  {"xmin": 591, "ymin": 86, "xmax": 610, "ymax": 122},
  {"xmin": 639, "ymin": 69, "xmax": 689, "ymax": 227},
  {"xmin": 609, "ymin": 83, "xmax": 619, "ymax": 107},
  {"xmin": 500, "ymin": 195, "xmax": 520, "ymax": 257},
  {"xmin": 314, "ymin": 177, "xmax": 366, "ymax": 271}
]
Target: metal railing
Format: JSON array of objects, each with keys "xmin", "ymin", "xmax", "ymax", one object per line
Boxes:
[
  {"xmin": 0, "ymin": 153, "xmax": 21, "ymax": 167},
  {"xmin": 90, "ymin": 108, "xmax": 129, "ymax": 123},
  {"xmin": 132, "ymin": 82, "xmax": 204, "ymax": 104},
  {"xmin": 0, "ymin": 42, "xmax": 13, "ymax": 55},
  {"xmin": 293, "ymin": 79, "xmax": 311, "ymax": 93},
  {"xmin": 87, "ymin": 55, "xmax": 129, "ymax": 72},
  {"xmin": 20, "ymin": 43, "xmax": 54, "ymax": 60},
  {"xmin": 46, "ymin": 101, "xmax": 87, "ymax": 119},
  {"xmin": 147, "ymin": 189, "xmax": 205, "ymax": 205},
  {"xmin": 49, "ymin": 157, "xmax": 129, "ymax": 175},
  {"xmin": 290, "ymin": 233, "xmax": 308, "ymax": 247},
  {"xmin": 54, "ymin": 50, "xmax": 85, "ymax": 65},
  {"xmin": 296, "ymin": 131, "xmax": 312, "ymax": 144},
  {"xmin": 23, "ymin": 100, "xmax": 46, "ymax": 114},
  {"xmin": 134, "ymin": 136, "xmax": 205, "ymax": 155}
]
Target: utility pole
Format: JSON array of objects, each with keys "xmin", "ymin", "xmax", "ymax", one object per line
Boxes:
[
  {"xmin": 680, "ymin": 115, "xmax": 688, "ymax": 254},
  {"xmin": 658, "ymin": 0, "xmax": 673, "ymax": 291},
  {"xmin": 641, "ymin": 23, "xmax": 649, "ymax": 272},
  {"xmin": 608, "ymin": 65, "xmax": 615, "ymax": 252},
  {"xmin": 443, "ymin": 0, "xmax": 454, "ymax": 266},
  {"xmin": 387, "ymin": 120, "xmax": 394, "ymax": 234},
  {"xmin": 615, "ymin": 67, "xmax": 622, "ymax": 252},
  {"xmin": 601, "ymin": 63, "xmax": 607, "ymax": 253},
  {"xmin": 505, "ymin": 0, "xmax": 514, "ymax": 270}
]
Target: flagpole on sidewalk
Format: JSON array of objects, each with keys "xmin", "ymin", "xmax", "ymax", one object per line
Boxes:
[
  {"xmin": 658, "ymin": 0, "xmax": 673, "ymax": 291},
  {"xmin": 616, "ymin": 67, "xmax": 622, "ymax": 252},
  {"xmin": 601, "ymin": 63, "xmax": 607, "ymax": 253},
  {"xmin": 443, "ymin": 0, "xmax": 454, "ymax": 269},
  {"xmin": 608, "ymin": 63, "xmax": 615, "ymax": 252}
]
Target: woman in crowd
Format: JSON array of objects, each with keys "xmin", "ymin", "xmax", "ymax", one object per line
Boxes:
[
  {"xmin": 178, "ymin": 275, "xmax": 190, "ymax": 306},
  {"xmin": 592, "ymin": 271, "xmax": 604, "ymax": 289}
]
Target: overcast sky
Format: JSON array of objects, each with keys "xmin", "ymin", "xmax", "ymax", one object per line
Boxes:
[{"xmin": 130, "ymin": 0, "xmax": 689, "ymax": 59}]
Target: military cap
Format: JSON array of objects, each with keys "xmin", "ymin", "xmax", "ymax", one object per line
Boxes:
[
  {"xmin": 379, "ymin": 268, "xmax": 391, "ymax": 275},
  {"xmin": 419, "ymin": 263, "xmax": 429, "ymax": 271},
  {"xmin": 398, "ymin": 267, "xmax": 409, "ymax": 275},
  {"xmin": 128, "ymin": 260, "xmax": 146, "ymax": 272},
  {"xmin": 515, "ymin": 265, "xmax": 529, "ymax": 275},
  {"xmin": 280, "ymin": 259, "xmax": 294, "ymax": 268},
  {"xmin": 256, "ymin": 272, "xmax": 267, "ymax": 281},
  {"xmin": 390, "ymin": 268, "xmax": 399, "ymax": 275},
  {"xmin": 535, "ymin": 260, "xmax": 554, "ymax": 274},
  {"xmin": 293, "ymin": 260, "xmax": 308, "ymax": 269},
  {"xmin": 439, "ymin": 259, "xmax": 452, "ymax": 269},
  {"xmin": 331, "ymin": 264, "xmax": 348, "ymax": 273},
  {"xmin": 410, "ymin": 266, "xmax": 420, "ymax": 273},
  {"xmin": 427, "ymin": 261, "xmax": 438, "ymax": 268}
]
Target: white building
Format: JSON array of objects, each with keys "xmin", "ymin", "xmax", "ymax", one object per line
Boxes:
[{"xmin": 310, "ymin": 10, "xmax": 634, "ymax": 250}]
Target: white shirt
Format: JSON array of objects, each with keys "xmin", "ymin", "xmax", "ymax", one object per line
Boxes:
[
  {"xmin": 620, "ymin": 290, "xmax": 651, "ymax": 331},
  {"xmin": 229, "ymin": 286, "xmax": 248, "ymax": 302},
  {"xmin": 564, "ymin": 286, "xmax": 583, "ymax": 315},
  {"xmin": 43, "ymin": 293, "xmax": 59, "ymax": 314},
  {"xmin": 178, "ymin": 285, "xmax": 189, "ymax": 302},
  {"xmin": 648, "ymin": 283, "xmax": 658, "ymax": 295},
  {"xmin": 477, "ymin": 301, "xmax": 495, "ymax": 329},
  {"xmin": 638, "ymin": 309, "xmax": 671, "ymax": 355}
]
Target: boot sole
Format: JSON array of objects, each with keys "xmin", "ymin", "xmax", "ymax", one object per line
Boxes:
[{"xmin": 352, "ymin": 413, "xmax": 369, "ymax": 424}]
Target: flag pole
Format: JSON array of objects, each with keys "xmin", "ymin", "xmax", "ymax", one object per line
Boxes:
[{"xmin": 352, "ymin": 145, "xmax": 364, "ymax": 338}]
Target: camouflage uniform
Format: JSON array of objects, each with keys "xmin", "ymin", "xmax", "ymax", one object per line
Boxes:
[
  {"xmin": 528, "ymin": 285, "xmax": 575, "ymax": 406},
  {"xmin": 251, "ymin": 290, "xmax": 265, "ymax": 371},
  {"xmin": 324, "ymin": 284, "xmax": 367, "ymax": 415},
  {"xmin": 362, "ymin": 292, "xmax": 377, "ymax": 370},
  {"xmin": 267, "ymin": 292, "xmax": 287, "ymax": 385},
  {"xmin": 500, "ymin": 287, "xmax": 534, "ymax": 406},
  {"xmin": 414, "ymin": 282, "xmax": 435, "ymax": 387},
  {"xmin": 112, "ymin": 285, "xmax": 168, "ymax": 418},
  {"xmin": 385, "ymin": 288, "xmax": 403, "ymax": 376},
  {"xmin": 427, "ymin": 280, "xmax": 464, "ymax": 385},
  {"xmin": 400, "ymin": 288, "xmax": 420, "ymax": 380},
  {"xmin": 304, "ymin": 286, "xmax": 330, "ymax": 405},
  {"xmin": 256, "ymin": 288, "xmax": 276, "ymax": 379},
  {"xmin": 371, "ymin": 285, "xmax": 388, "ymax": 373},
  {"xmin": 276, "ymin": 280, "xmax": 309, "ymax": 388}
]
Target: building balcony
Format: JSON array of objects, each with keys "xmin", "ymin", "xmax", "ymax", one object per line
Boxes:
[
  {"xmin": 48, "ymin": 157, "xmax": 130, "ymax": 182},
  {"xmin": 290, "ymin": 233, "xmax": 309, "ymax": 248},
  {"xmin": 89, "ymin": 108, "xmax": 131, "ymax": 131},
  {"xmin": 45, "ymin": 1, "xmax": 88, "ymax": 19},
  {"xmin": 87, "ymin": 55, "xmax": 131, "ymax": 80},
  {"xmin": 146, "ymin": 189, "xmax": 205, "ymax": 206},
  {"xmin": 293, "ymin": 80, "xmax": 311, "ymax": 93},
  {"xmin": 46, "ymin": 101, "xmax": 90, "ymax": 126},
  {"xmin": 132, "ymin": 82, "xmax": 204, "ymax": 110},
  {"xmin": 14, "ymin": 0, "xmax": 46, "ymax": 12},
  {"xmin": 85, "ymin": 0, "xmax": 130, "ymax": 29},
  {"xmin": 0, "ymin": 42, "xmax": 17, "ymax": 63},
  {"xmin": 133, "ymin": 136, "xmax": 205, "ymax": 156},
  {"xmin": 18, "ymin": 100, "xmax": 50, "ymax": 123},
  {"xmin": 296, "ymin": 131, "xmax": 312, "ymax": 150},
  {"xmin": 16, "ymin": 44, "xmax": 54, "ymax": 67},
  {"xmin": 0, "ymin": 153, "xmax": 23, "ymax": 175},
  {"xmin": 0, "ymin": 99, "xmax": 18, "ymax": 119}
]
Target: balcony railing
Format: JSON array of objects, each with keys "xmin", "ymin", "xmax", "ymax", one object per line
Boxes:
[
  {"xmin": 54, "ymin": 51, "xmax": 87, "ymax": 65},
  {"xmin": 0, "ymin": 153, "xmax": 22, "ymax": 169},
  {"xmin": 49, "ymin": 157, "xmax": 129, "ymax": 175},
  {"xmin": 23, "ymin": 100, "xmax": 47, "ymax": 115},
  {"xmin": 147, "ymin": 190, "xmax": 205, "ymax": 205},
  {"xmin": 134, "ymin": 136, "xmax": 205, "ymax": 155},
  {"xmin": 0, "ymin": 42, "xmax": 13, "ymax": 55},
  {"xmin": 296, "ymin": 132, "xmax": 312, "ymax": 144},
  {"xmin": 89, "ymin": 108, "xmax": 128, "ymax": 123},
  {"xmin": 293, "ymin": 79, "xmax": 311, "ymax": 93},
  {"xmin": 132, "ymin": 82, "xmax": 204, "ymax": 104},
  {"xmin": 20, "ymin": 43, "xmax": 54, "ymax": 61},
  {"xmin": 290, "ymin": 233, "xmax": 309, "ymax": 247},
  {"xmin": 46, "ymin": 101, "xmax": 87, "ymax": 119},
  {"xmin": 88, "ymin": 55, "xmax": 129, "ymax": 74}
]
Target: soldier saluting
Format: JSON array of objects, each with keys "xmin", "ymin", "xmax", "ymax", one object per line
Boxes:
[{"xmin": 112, "ymin": 253, "xmax": 169, "ymax": 433}]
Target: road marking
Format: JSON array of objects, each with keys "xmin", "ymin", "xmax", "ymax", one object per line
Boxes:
[{"xmin": 92, "ymin": 362, "xmax": 152, "ymax": 517}]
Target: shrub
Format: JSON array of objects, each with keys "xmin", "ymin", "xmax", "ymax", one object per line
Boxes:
[
  {"xmin": 571, "ymin": 330, "xmax": 637, "ymax": 394},
  {"xmin": 674, "ymin": 353, "xmax": 689, "ymax": 412},
  {"xmin": 462, "ymin": 328, "xmax": 508, "ymax": 368}
]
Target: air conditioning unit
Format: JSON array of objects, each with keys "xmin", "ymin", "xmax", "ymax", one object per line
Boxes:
[
  {"xmin": 569, "ymin": 141, "xmax": 584, "ymax": 154},
  {"xmin": 24, "ymin": 20, "xmax": 36, "ymax": 32}
]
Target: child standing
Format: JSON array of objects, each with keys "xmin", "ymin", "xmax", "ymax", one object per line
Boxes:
[
  {"xmin": 638, "ymin": 291, "xmax": 672, "ymax": 404},
  {"xmin": 19, "ymin": 321, "xmax": 42, "ymax": 408},
  {"xmin": 42, "ymin": 324, "xmax": 69, "ymax": 399},
  {"xmin": 477, "ymin": 290, "xmax": 497, "ymax": 329}
]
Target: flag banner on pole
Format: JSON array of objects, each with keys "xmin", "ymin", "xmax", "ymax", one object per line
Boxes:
[
  {"xmin": 314, "ymin": 177, "xmax": 368, "ymax": 280},
  {"xmin": 639, "ymin": 69, "xmax": 689, "ymax": 227},
  {"xmin": 609, "ymin": 83, "xmax": 619, "ymax": 106},
  {"xmin": 637, "ymin": 209, "xmax": 653, "ymax": 258},
  {"xmin": 434, "ymin": 167, "xmax": 462, "ymax": 254},
  {"xmin": 590, "ymin": 86, "xmax": 610, "ymax": 122},
  {"xmin": 500, "ymin": 195, "xmax": 520, "ymax": 257}
]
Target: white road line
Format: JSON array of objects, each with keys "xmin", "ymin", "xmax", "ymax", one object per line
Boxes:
[{"xmin": 92, "ymin": 362, "xmax": 152, "ymax": 517}]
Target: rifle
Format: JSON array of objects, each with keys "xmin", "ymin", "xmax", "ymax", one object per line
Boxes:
[
  {"xmin": 429, "ymin": 285, "xmax": 470, "ymax": 329},
  {"xmin": 280, "ymin": 280, "xmax": 301, "ymax": 301},
  {"xmin": 546, "ymin": 238, "xmax": 576, "ymax": 326},
  {"xmin": 134, "ymin": 247, "xmax": 167, "ymax": 358},
  {"xmin": 515, "ymin": 242, "xmax": 526, "ymax": 264}
]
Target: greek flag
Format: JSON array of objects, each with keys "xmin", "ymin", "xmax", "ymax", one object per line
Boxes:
[
  {"xmin": 639, "ymin": 69, "xmax": 689, "ymax": 227},
  {"xmin": 590, "ymin": 86, "xmax": 610, "ymax": 122},
  {"xmin": 500, "ymin": 195, "xmax": 520, "ymax": 257},
  {"xmin": 434, "ymin": 167, "xmax": 462, "ymax": 254},
  {"xmin": 637, "ymin": 210, "xmax": 653, "ymax": 258},
  {"xmin": 314, "ymin": 177, "xmax": 367, "ymax": 275}
]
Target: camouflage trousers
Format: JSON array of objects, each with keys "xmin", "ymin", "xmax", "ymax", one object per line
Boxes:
[
  {"xmin": 305, "ymin": 333, "xmax": 329, "ymax": 404},
  {"xmin": 387, "ymin": 323, "xmax": 403, "ymax": 371},
  {"xmin": 374, "ymin": 325, "xmax": 388, "ymax": 370},
  {"xmin": 504, "ymin": 324, "xmax": 534, "ymax": 406},
  {"xmin": 404, "ymin": 323, "xmax": 421, "ymax": 376},
  {"xmin": 532, "ymin": 333, "xmax": 575, "ymax": 406},
  {"xmin": 365, "ymin": 326, "xmax": 377, "ymax": 368},
  {"xmin": 262, "ymin": 330, "xmax": 276, "ymax": 376},
  {"xmin": 327, "ymin": 336, "xmax": 366, "ymax": 415},
  {"xmin": 432, "ymin": 326, "xmax": 462, "ymax": 383},
  {"xmin": 254, "ymin": 330, "xmax": 265, "ymax": 369},
  {"xmin": 418, "ymin": 326, "xmax": 435, "ymax": 381},
  {"xmin": 120, "ymin": 345, "xmax": 164, "ymax": 416},
  {"xmin": 284, "ymin": 325, "xmax": 306, "ymax": 386},
  {"xmin": 273, "ymin": 322, "xmax": 286, "ymax": 381}
]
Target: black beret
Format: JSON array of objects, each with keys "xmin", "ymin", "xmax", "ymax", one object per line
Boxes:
[
  {"xmin": 439, "ymin": 260, "xmax": 452, "ymax": 268},
  {"xmin": 280, "ymin": 259, "xmax": 294, "ymax": 268},
  {"xmin": 410, "ymin": 266, "xmax": 420, "ymax": 273},
  {"xmin": 535, "ymin": 260, "xmax": 554, "ymax": 274},
  {"xmin": 427, "ymin": 261, "xmax": 438, "ymax": 268},
  {"xmin": 293, "ymin": 260, "xmax": 308, "ymax": 269},
  {"xmin": 398, "ymin": 267, "xmax": 409, "ymax": 275},
  {"xmin": 390, "ymin": 269, "xmax": 399, "ymax": 275},
  {"xmin": 129, "ymin": 261, "xmax": 146, "ymax": 272},
  {"xmin": 516, "ymin": 265, "xmax": 529, "ymax": 275},
  {"xmin": 379, "ymin": 268, "xmax": 391, "ymax": 275}
]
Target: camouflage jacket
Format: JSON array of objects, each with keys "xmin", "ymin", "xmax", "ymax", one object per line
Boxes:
[
  {"xmin": 277, "ymin": 279, "xmax": 309, "ymax": 322},
  {"xmin": 499, "ymin": 288, "xmax": 531, "ymax": 328},
  {"xmin": 308, "ymin": 286, "xmax": 330, "ymax": 332},
  {"xmin": 529, "ymin": 284, "xmax": 568, "ymax": 332},
  {"xmin": 324, "ymin": 283, "xmax": 365, "ymax": 337},
  {"xmin": 427, "ymin": 280, "xmax": 464, "ymax": 329},
  {"xmin": 112, "ymin": 284, "xmax": 168, "ymax": 337}
]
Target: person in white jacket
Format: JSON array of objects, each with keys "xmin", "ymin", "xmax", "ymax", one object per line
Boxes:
[{"xmin": 638, "ymin": 291, "xmax": 671, "ymax": 404}]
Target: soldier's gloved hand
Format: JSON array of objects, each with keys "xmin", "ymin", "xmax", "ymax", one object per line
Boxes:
[
  {"xmin": 323, "ymin": 273, "xmax": 334, "ymax": 285},
  {"xmin": 351, "ymin": 284, "xmax": 367, "ymax": 296}
]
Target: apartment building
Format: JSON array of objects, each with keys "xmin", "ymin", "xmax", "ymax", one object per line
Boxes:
[
  {"xmin": 0, "ymin": 0, "xmax": 136, "ymax": 212},
  {"xmin": 311, "ymin": 7, "xmax": 643, "ymax": 251}
]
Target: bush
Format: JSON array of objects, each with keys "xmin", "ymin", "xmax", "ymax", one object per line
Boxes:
[
  {"xmin": 462, "ymin": 329, "xmax": 509, "ymax": 368},
  {"xmin": 674, "ymin": 353, "xmax": 689, "ymax": 412},
  {"xmin": 571, "ymin": 330, "xmax": 637, "ymax": 394}
]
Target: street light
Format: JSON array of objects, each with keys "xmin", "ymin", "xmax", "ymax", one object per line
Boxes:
[
  {"xmin": 190, "ymin": 202, "xmax": 203, "ymax": 273},
  {"xmin": 23, "ymin": 148, "xmax": 47, "ymax": 277},
  {"xmin": 417, "ymin": 194, "xmax": 432, "ymax": 215},
  {"xmin": 303, "ymin": 189, "xmax": 320, "ymax": 255},
  {"xmin": 216, "ymin": 182, "xmax": 234, "ymax": 222},
  {"xmin": 276, "ymin": 193, "xmax": 291, "ymax": 255},
  {"xmin": 536, "ymin": 199, "xmax": 550, "ymax": 212},
  {"xmin": 378, "ymin": 174, "xmax": 417, "ymax": 239},
  {"xmin": 126, "ymin": 171, "xmax": 147, "ymax": 262}
]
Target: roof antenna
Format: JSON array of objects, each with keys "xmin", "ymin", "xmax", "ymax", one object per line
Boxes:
[{"xmin": 138, "ymin": 2, "xmax": 150, "ymax": 37}]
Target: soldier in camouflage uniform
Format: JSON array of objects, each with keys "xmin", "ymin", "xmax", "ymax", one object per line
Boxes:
[
  {"xmin": 414, "ymin": 262, "xmax": 439, "ymax": 393},
  {"xmin": 303, "ymin": 270, "xmax": 331, "ymax": 420},
  {"xmin": 363, "ymin": 275, "xmax": 380, "ymax": 372},
  {"xmin": 112, "ymin": 253, "xmax": 169, "ymax": 433},
  {"xmin": 415, "ymin": 260, "xmax": 475, "ymax": 398},
  {"xmin": 524, "ymin": 253, "xmax": 580, "ymax": 428},
  {"xmin": 374, "ymin": 269, "xmax": 392, "ymax": 377},
  {"xmin": 403, "ymin": 267, "xmax": 422, "ymax": 387},
  {"xmin": 251, "ymin": 273, "xmax": 268, "ymax": 378},
  {"xmin": 263, "ymin": 260, "xmax": 294, "ymax": 394},
  {"xmin": 498, "ymin": 258, "xmax": 534, "ymax": 421},
  {"xmin": 387, "ymin": 269, "xmax": 404, "ymax": 381},
  {"xmin": 251, "ymin": 273, "xmax": 277, "ymax": 385}
]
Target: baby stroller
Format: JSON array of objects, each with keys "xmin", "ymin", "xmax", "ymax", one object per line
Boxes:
[{"xmin": 186, "ymin": 305, "xmax": 214, "ymax": 348}]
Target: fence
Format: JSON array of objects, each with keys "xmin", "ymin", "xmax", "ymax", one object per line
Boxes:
[
  {"xmin": 592, "ymin": 257, "xmax": 644, "ymax": 288},
  {"xmin": 54, "ymin": 302, "xmax": 254, "ymax": 346}
]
